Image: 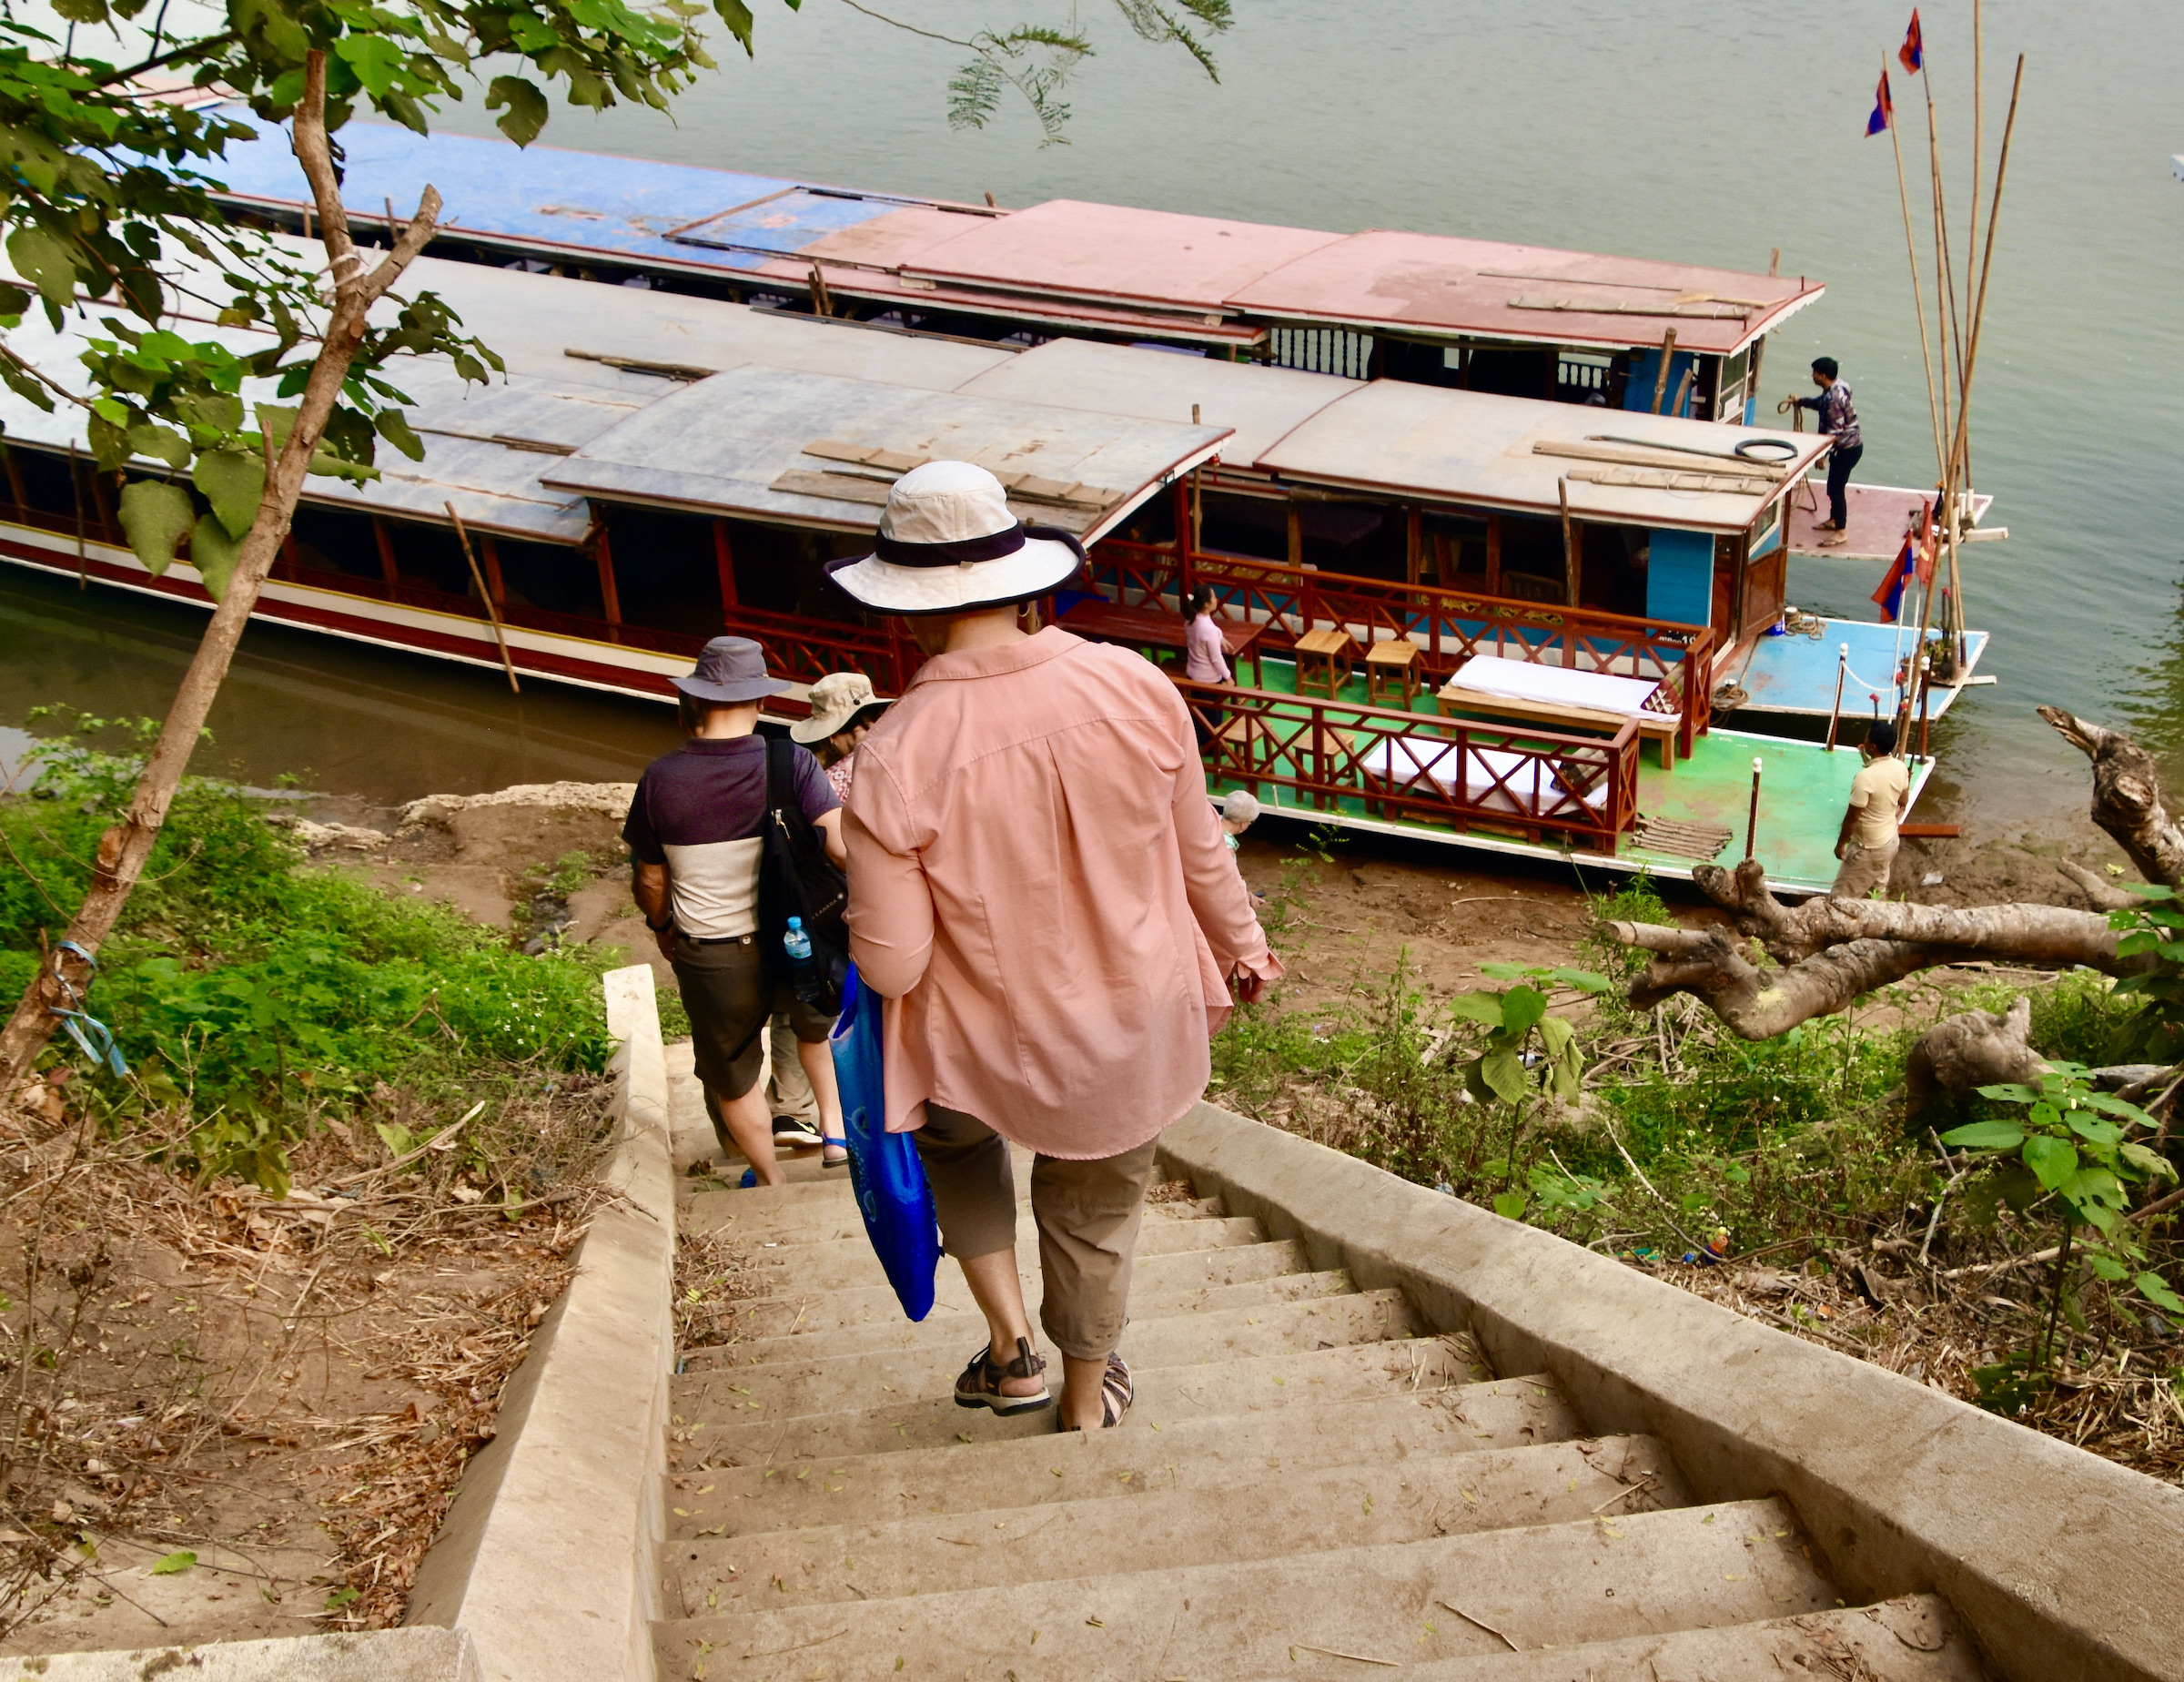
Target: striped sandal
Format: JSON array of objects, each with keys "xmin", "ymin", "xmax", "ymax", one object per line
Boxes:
[
  {"xmin": 954, "ymin": 1337, "xmax": 1052, "ymax": 1415},
  {"xmin": 1065, "ymin": 1353, "xmax": 1132, "ymax": 1431}
]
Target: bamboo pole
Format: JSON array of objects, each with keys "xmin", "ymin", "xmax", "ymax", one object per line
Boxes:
[
  {"xmin": 1968, "ymin": 0, "xmax": 1983, "ymax": 367},
  {"xmin": 1938, "ymin": 55, "xmax": 2026, "ymax": 653},
  {"xmin": 447, "ymin": 500, "xmax": 520, "ymax": 694},
  {"xmin": 1886, "ymin": 57, "xmax": 1946, "ymax": 481},
  {"xmin": 1744, "ymin": 757, "xmax": 1762, "ymax": 862},
  {"xmin": 1649, "ymin": 328, "xmax": 1676, "ymax": 415},
  {"xmin": 1825, "ymin": 643, "xmax": 1847, "ymax": 752},
  {"xmin": 1920, "ymin": 66, "xmax": 1967, "ymax": 404}
]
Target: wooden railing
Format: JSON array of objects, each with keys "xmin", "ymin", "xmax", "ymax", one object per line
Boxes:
[
  {"xmin": 720, "ymin": 603, "xmax": 923, "ymax": 696},
  {"xmin": 1093, "ymin": 541, "xmax": 1714, "ymax": 760},
  {"xmin": 1178, "ymin": 678, "xmax": 1639, "ymax": 853}
]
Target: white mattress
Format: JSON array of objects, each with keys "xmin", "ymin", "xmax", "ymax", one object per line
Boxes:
[
  {"xmin": 1443, "ymin": 654, "xmax": 1668, "ymax": 719},
  {"xmin": 1357, "ymin": 736, "xmax": 1610, "ymax": 819}
]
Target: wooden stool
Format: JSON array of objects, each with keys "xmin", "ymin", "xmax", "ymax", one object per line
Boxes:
[
  {"xmin": 1364, "ymin": 637, "xmax": 1424, "ymax": 706},
  {"xmin": 1294, "ymin": 627, "xmax": 1355, "ymax": 699}
]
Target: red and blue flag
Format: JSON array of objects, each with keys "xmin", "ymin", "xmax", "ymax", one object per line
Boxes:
[
  {"xmin": 1866, "ymin": 72, "xmax": 1893, "ymax": 137},
  {"xmin": 1870, "ymin": 503, "xmax": 1935, "ymax": 623},
  {"xmin": 1898, "ymin": 10, "xmax": 1925, "ymax": 74}
]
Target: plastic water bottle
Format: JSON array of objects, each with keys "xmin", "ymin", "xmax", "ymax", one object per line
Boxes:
[{"xmin": 782, "ymin": 917, "xmax": 823, "ymax": 1003}]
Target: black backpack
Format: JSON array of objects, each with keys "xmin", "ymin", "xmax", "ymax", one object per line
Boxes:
[{"xmin": 756, "ymin": 737, "xmax": 850, "ymax": 1015}]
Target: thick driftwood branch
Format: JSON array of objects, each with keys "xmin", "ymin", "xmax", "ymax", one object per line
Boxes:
[
  {"xmin": 1906, "ymin": 997, "xmax": 2048, "ymax": 1116},
  {"xmin": 1620, "ymin": 925, "xmax": 1941, "ymax": 1039},
  {"xmin": 2041, "ymin": 705, "xmax": 2184, "ymax": 890},
  {"xmin": 2056, "ymin": 859, "xmax": 2141, "ymax": 912},
  {"xmin": 1687, "ymin": 856, "xmax": 2123, "ymax": 968}
]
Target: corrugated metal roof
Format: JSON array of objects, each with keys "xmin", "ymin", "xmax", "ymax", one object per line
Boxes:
[
  {"xmin": 1230, "ymin": 230, "xmax": 1820, "ymax": 356},
  {"xmin": 539, "ymin": 364, "xmax": 1228, "ymax": 536},
  {"xmin": 898, "ymin": 198, "xmax": 1344, "ymax": 312},
  {"xmin": 956, "ymin": 339, "xmax": 1355, "ymax": 463},
  {"xmin": 1254, "ymin": 381, "xmax": 1829, "ymax": 532},
  {"xmin": 194, "ymin": 117, "xmax": 1820, "ymax": 356}
]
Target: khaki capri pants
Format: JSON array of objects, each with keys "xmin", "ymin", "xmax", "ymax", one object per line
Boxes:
[{"xmin": 914, "ymin": 1104, "xmax": 1160, "ymax": 1363}]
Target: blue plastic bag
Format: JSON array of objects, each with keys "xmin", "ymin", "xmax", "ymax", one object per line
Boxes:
[{"xmin": 828, "ymin": 964, "xmax": 942, "ymax": 1321}]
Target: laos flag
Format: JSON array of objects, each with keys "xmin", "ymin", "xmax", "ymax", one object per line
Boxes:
[{"xmin": 1871, "ymin": 504, "xmax": 1934, "ymax": 623}]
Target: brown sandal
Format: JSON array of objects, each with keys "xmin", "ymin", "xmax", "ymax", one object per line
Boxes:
[
  {"xmin": 954, "ymin": 1337, "xmax": 1051, "ymax": 1414},
  {"xmin": 1063, "ymin": 1353, "xmax": 1132, "ymax": 1430}
]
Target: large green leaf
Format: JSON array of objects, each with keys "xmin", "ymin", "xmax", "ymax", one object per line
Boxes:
[
  {"xmin": 336, "ymin": 35, "xmax": 410, "ymax": 98},
  {"xmin": 1479, "ymin": 1048, "xmax": 1527, "ymax": 1105},
  {"xmin": 1491, "ymin": 1191, "xmax": 1525, "ymax": 1221},
  {"xmin": 127, "ymin": 420, "xmax": 192, "ymax": 470},
  {"xmin": 486, "ymin": 76, "xmax": 551, "ymax": 146},
  {"xmin": 1549, "ymin": 966, "xmax": 1610, "ymax": 995},
  {"xmin": 6, "ymin": 224, "xmax": 79, "ymax": 310},
  {"xmin": 1535, "ymin": 1015, "xmax": 1574, "ymax": 1057},
  {"xmin": 2119, "ymin": 1140, "xmax": 2179, "ymax": 1181},
  {"xmin": 2137, "ymin": 1272, "xmax": 2184, "ymax": 1313},
  {"xmin": 192, "ymin": 448, "xmax": 263, "ymax": 538},
  {"xmin": 2064, "ymin": 1112, "xmax": 2123, "ymax": 1147},
  {"xmin": 373, "ymin": 407, "xmax": 425, "ymax": 461},
  {"xmin": 1500, "ymin": 985, "xmax": 1545, "ymax": 1036},
  {"xmin": 1939, "ymin": 1120, "xmax": 2025, "ymax": 1150},
  {"xmin": 187, "ymin": 517, "xmax": 245, "ymax": 602},
  {"xmin": 116, "ymin": 480, "xmax": 195, "ymax": 578},
  {"xmin": 2021, "ymin": 1133, "xmax": 2078, "ymax": 1193},
  {"xmin": 1445, "ymin": 992, "xmax": 1506, "ymax": 1028}
]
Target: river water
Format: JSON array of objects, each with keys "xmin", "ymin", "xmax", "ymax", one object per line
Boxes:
[{"xmin": 4, "ymin": 0, "xmax": 2180, "ymax": 823}]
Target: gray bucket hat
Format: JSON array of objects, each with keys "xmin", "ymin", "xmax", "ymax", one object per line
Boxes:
[{"xmin": 672, "ymin": 636, "xmax": 791, "ymax": 705}]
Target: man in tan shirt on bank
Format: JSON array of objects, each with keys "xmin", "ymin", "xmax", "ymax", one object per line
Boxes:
[{"xmin": 1833, "ymin": 719, "xmax": 1910, "ymax": 899}]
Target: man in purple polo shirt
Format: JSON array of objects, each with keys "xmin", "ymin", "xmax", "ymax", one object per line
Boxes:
[{"xmin": 624, "ymin": 638, "xmax": 846, "ymax": 1185}]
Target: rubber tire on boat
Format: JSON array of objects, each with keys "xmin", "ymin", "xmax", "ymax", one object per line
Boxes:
[{"xmin": 1734, "ymin": 437, "xmax": 1801, "ymax": 461}]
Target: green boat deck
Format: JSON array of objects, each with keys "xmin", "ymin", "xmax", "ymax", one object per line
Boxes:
[{"xmin": 1205, "ymin": 654, "xmax": 1930, "ymax": 894}]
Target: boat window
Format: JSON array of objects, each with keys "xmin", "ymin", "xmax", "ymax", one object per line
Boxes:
[
  {"xmin": 1749, "ymin": 498, "xmax": 1783, "ymax": 559},
  {"xmin": 1113, "ymin": 491, "xmax": 1177, "ymax": 549},
  {"xmin": 500, "ymin": 540, "xmax": 604, "ymax": 620},
  {"xmin": 603, "ymin": 505, "xmax": 722, "ymax": 635},
  {"xmin": 5, "ymin": 444, "xmax": 79, "ymax": 517},
  {"xmin": 1715, "ymin": 347, "xmax": 1751, "ymax": 425},
  {"xmin": 289, "ymin": 503, "xmax": 384, "ymax": 581},
  {"xmin": 383, "ymin": 522, "xmax": 470, "ymax": 596},
  {"xmin": 1420, "ymin": 512, "xmax": 1491, "ymax": 585},
  {"xmin": 1298, "ymin": 500, "xmax": 1400, "ymax": 580},
  {"xmin": 1463, "ymin": 348, "xmax": 1559, "ymax": 401},
  {"xmin": 1498, "ymin": 512, "xmax": 1567, "ymax": 602},
  {"xmin": 1197, "ymin": 491, "xmax": 1287, "ymax": 562},
  {"xmin": 1555, "ymin": 352, "xmax": 1616, "ymax": 407}
]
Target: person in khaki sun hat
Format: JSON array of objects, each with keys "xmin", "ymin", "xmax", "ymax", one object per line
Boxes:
[
  {"xmin": 792, "ymin": 670, "xmax": 892, "ymax": 804},
  {"xmin": 830, "ymin": 461, "xmax": 1281, "ymax": 1433}
]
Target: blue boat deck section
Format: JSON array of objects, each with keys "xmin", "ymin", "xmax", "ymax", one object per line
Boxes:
[
  {"xmin": 1737, "ymin": 617, "xmax": 1987, "ymax": 720},
  {"xmin": 205, "ymin": 113, "xmax": 914, "ymax": 275}
]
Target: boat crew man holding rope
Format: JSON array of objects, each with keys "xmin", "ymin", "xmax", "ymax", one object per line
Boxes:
[{"xmin": 1792, "ymin": 358, "xmax": 1862, "ymax": 547}]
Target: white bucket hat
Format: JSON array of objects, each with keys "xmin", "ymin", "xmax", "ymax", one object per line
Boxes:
[
  {"xmin": 825, "ymin": 460, "xmax": 1086, "ymax": 616},
  {"xmin": 790, "ymin": 670, "xmax": 891, "ymax": 745}
]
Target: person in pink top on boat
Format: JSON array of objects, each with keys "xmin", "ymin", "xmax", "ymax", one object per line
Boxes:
[
  {"xmin": 830, "ymin": 461, "xmax": 1283, "ymax": 1433},
  {"xmin": 1181, "ymin": 584, "xmax": 1230, "ymax": 749}
]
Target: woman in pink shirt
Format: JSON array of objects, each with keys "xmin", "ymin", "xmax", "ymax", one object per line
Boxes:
[
  {"xmin": 1182, "ymin": 584, "xmax": 1230, "ymax": 684},
  {"xmin": 830, "ymin": 461, "xmax": 1281, "ymax": 1432}
]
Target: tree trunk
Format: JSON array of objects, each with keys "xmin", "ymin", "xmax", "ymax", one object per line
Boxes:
[
  {"xmin": 0, "ymin": 53, "xmax": 441, "ymax": 1099},
  {"xmin": 1905, "ymin": 995, "xmax": 2048, "ymax": 1118},
  {"xmin": 2040, "ymin": 705, "xmax": 2184, "ymax": 890}
]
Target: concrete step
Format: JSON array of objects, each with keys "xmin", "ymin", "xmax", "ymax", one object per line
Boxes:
[
  {"xmin": 688, "ymin": 1189, "xmax": 1226, "ymax": 1250},
  {"xmin": 726, "ymin": 1235, "xmax": 1319, "ymax": 1321},
  {"xmin": 685, "ymin": 1271, "xmax": 1359, "ymax": 1370},
  {"xmin": 654, "ymin": 1495, "xmax": 1831, "ymax": 1681},
  {"xmin": 678, "ymin": 1291, "xmax": 1420, "ymax": 1418},
  {"xmin": 1350, "ymin": 1594, "xmax": 1987, "ymax": 1681},
  {"xmin": 666, "ymin": 1375, "xmax": 1582, "ymax": 1534},
  {"xmin": 672, "ymin": 1433, "xmax": 1686, "ymax": 1610},
  {"xmin": 726, "ymin": 1214, "xmax": 1268, "ymax": 1295},
  {"xmin": 677, "ymin": 1334, "xmax": 1485, "ymax": 1462}
]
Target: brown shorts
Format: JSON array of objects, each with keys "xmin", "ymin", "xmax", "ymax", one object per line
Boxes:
[
  {"xmin": 1831, "ymin": 836, "xmax": 1898, "ymax": 900},
  {"xmin": 672, "ymin": 935, "xmax": 835, "ymax": 1109},
  {"xmin": 913, "ymin": 1104, "xmax": 1161, "ymax": 1363}
]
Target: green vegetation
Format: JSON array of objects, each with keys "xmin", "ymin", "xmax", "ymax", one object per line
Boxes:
[
  {"xmin": 1212, "ymin": 870, "xmax": 2183, "ymax": 1440},
  {"xmin": 4, "ymin": 715, "xmax": 619, "ymax": 1193}
]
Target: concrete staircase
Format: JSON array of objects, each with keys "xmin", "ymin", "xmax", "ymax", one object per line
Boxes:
[{"xmin": 650, "ymin": 1152, "xmax": 1993, "ymax": 1682}]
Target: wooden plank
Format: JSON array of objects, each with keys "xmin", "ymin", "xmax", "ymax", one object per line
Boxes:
[
  {"xmin": 803, "ymin": 438, "xmax": 880, "ymax": 466},
  {"xmin": 1564, "ymin": 465, "xmax": 1770, "ymax": 496},
  {"xmin": 1532, "ymin": 439, "xmax": 1784, "ymax": 481},
  {"xmin": 1898, "ymin": 823, "xmax": 1962, "ymax": 839},
  {"xmin": 1510, "ymin": 294, "xmax": 1751, "ymax": 320},
  {"xmin": 773, "ymin": 469, "xmax": 895, "ymax": 507}
]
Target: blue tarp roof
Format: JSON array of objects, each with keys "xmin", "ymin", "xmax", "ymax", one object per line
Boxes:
[{"xmin": 207, "ymin": 111, "xmax": 915, "ymax": 276}]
